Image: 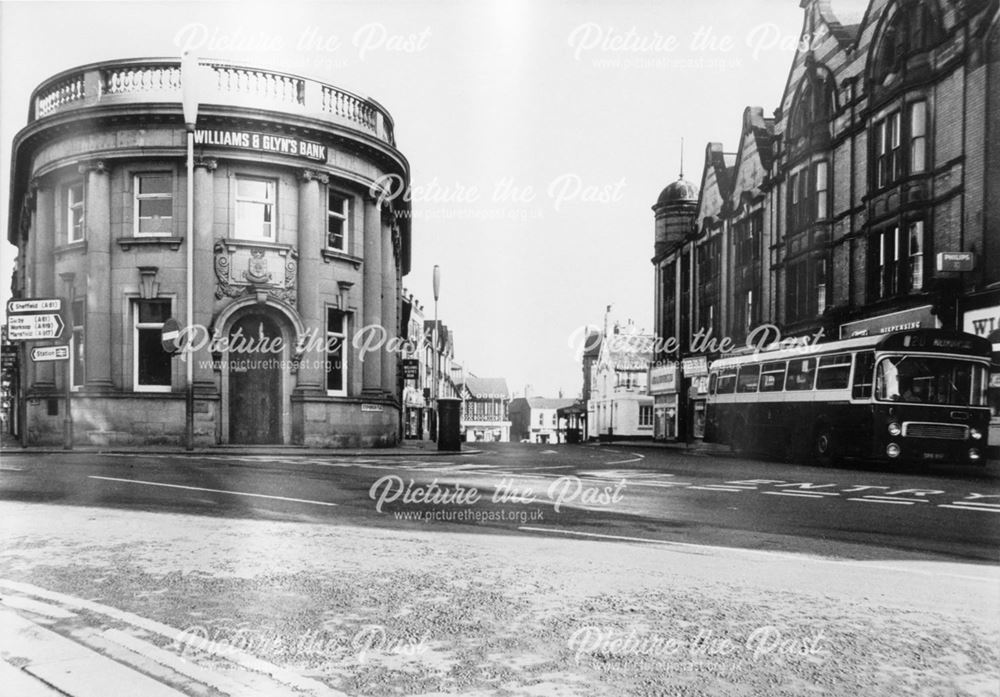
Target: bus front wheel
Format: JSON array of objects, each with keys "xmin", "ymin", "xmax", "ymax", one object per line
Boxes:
[{"xmin": 813, "ymin": 426, "xmax": 838, "ymax": 466}]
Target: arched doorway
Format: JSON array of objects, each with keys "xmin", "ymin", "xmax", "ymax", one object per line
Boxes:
[{"xmin": 228, "ymin": 312, "xmax": 283, "ymax": 444}]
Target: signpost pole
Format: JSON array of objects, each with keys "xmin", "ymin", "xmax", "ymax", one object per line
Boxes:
[
  {"xmin": 182, "ymin": 51, "xmax": 200, "ymax": 451},
  {"xmin": 63, "ymin": 290, "xmax": 73, "ymax": 450},
  {"xmin": 18, "ymin": 342, "xmax": 26, "ymax": 449}
]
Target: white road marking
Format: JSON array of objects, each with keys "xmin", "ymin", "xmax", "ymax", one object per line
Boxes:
[
  {"xmin": 938, "ymin": 504, "xmax": 1000, "ymax": 513},
  {"xmin": 847, "ymin": 497, "xmax": 914, "ymax": 505},
  {"xmin": 89, "ymin": 476, "xmax": 338, "ymax": 507},
  {"xmin": 863, "ymin": 496, "xmax": 929, "ymax": 503},
  {"xmin": 604, "ymin": 457, "xmax": 644, "ymax": 465},
  {"xmin": 762, "ymin": 491, "xmax": 826, "ymax": 499},
  {"xmin": 950, "ymin": 501, "xmax": 1000, "ymax": 508},
  {"xmin": 687, "ymin": 486, "xmax": 744, "ymax": 493}
]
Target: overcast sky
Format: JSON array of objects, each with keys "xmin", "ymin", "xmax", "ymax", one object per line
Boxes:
[{"xmin": 0, "ymin": 0, "xmax": 805, "ymax": 399}]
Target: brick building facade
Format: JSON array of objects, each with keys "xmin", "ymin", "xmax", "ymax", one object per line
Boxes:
[{"xmin": 652, "ymin": 0, "xmax": 1000, "ymax": 441}]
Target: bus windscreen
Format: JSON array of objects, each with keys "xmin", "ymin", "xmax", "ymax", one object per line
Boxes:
[{"xmin": 875, "ymin": 357, "xmax": 988, "ymax": 406}]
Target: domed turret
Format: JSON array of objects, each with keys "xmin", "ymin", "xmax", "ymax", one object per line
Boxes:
[
  {"xmin": 653, "ymin": 174, "xmax": 699, "ymax": 257},
  {"xmin": 656, "ymin": 176, "xmax": 699, "ymax": 207}
]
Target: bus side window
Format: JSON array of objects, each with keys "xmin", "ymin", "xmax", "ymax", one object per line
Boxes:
[
  {"xmin": 759, "ymin": 362, "xmax": 786, "ymax": 392},
  {"xmin": 709, "ymin": 373, "xmax": 717, "ymax": 395},
  {"xmin": 785, "ymin": 358, "xmax": 816, "ymax": 390},
  {"xmin": 852, "ymin": 351, "xmax": 875, "ymax": 399},
  {"xmin": 737, "ymin": 364, "xmax": 760, "ymax": 393},
  {"xmin": 816, "ymin": 353, "xmax": 852, "ymax": 390}
]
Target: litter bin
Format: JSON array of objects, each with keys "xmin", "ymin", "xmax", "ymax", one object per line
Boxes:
[{"xmin": 436, "ymin": 397, "xmax": 462, "ymax": 452}]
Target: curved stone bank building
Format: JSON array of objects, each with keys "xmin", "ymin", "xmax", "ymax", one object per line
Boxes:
[{"xmin": 7, "ymin": 58, "xmax": 412, "ymax": 447}]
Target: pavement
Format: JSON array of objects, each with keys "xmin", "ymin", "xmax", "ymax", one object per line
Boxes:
[{"xmin": 1, "ymin": 499, "xmax": 998, "ymax": 697}]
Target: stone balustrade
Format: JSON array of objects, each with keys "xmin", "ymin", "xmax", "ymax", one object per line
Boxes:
[{"xmin": 31, "ymin": 58, "xmax": 396, "ymax": 147}]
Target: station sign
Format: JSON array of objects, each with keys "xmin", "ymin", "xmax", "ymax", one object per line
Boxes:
[{"xmin": 30, "ymin": 345, "xmax": 70, "ymax": 362}]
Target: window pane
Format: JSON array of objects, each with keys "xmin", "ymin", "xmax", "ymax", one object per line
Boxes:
[
  {"xmin": 236, "ymin": 201, "xmax": 272, "ymax": 238},
  {"xmin": 139, "ymin": 198, "xmax": 173, "ymax": 218},
  {"xmin": 326, "ymin": 309, "xmax": 346, "ymax": 392},
  {"xmin": 759, "ymin": 362, "xmax": 786, "ymax": 392},
  {"xmin": 717, "ymin": 369, "xmax": 737, "ymax": 394},
  {"xmin": 910, "ymin": 102, "xmax": 926, "ymax": 137},
  {"xmin": 329, "ymin": 192, "xmax": 347, "ymax": 214},
  {"xmin": 138, "ymin": 300, "xmax": 171, "ymax": 323},
  {"xmin": 328, "ymin": 218, "xmax": 345, "ymax": 249},
  {"xmin": 785, "ymin": 358, "xmax": 816, "ymax": 391},
  {"xmin": 817, "ymin": 355, "xmax": 852, "ymax": 389},
  {"xmin": 237, "ymin": 178, "xmax": 272, "ymax": 200},
  {"xmin": 139, "ymin": 174, "xmax": 172, "ymax": 195},
  {"xmin": 138, "ymin": 328, "xmax": 171, "ymax": 386},
  {"xmin": 737, "ymin": 365, "xmax": 760, "ymax": 393}
]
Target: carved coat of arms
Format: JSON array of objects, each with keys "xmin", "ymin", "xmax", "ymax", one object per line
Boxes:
[{"xmin": 244, "ymin": 249, "xmax": 272, "ymax": 284}]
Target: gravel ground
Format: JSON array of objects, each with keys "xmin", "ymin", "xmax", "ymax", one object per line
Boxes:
[{"xmin": 0, "ymin": 501, "xmax": 998, "ymax": 696}]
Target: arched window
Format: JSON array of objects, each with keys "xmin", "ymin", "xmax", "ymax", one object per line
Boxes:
[
  {"xmin": 872, "ymin": 1, "xmax": 941, "ymax": 86},
  {"xmin": 788, "ymin": 66, "xmax": 836, "ymax": 146}
]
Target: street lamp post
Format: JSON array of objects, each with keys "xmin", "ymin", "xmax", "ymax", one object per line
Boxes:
[
  {"xmin": 181, "ymin": 52, "xmax": 199, "ymax": 451},
  {"xmin": 432, "ymin": 265, "xmax": 440, "ymax": 444}
]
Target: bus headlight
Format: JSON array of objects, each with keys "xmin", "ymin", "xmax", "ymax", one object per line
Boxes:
[
  {"xmin": 969, "ymin": 449, "xmax": 981, "ymax": 461},
  {"xmin": 886, "ymin": 443, "xmax": 901, "ymax": 458},
  {"xmin": 969, "ymin": 428, "xmax": 982, "ymax": 440},
  {"xmin": 887, "ymin": 422, "xmax": 902, "ymax": 437}
]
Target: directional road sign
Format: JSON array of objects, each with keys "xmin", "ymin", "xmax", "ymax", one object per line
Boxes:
[
  {"xmin": 8, "ymin": 313, "xmax": 65, "ymax": 341},
  {"xmin": 31, "ymin": 345, "xmax": 70, "ymax": 362},
  {"xmin": 7, "ymin": 298, "xmax": 62, "ymax": 314}
]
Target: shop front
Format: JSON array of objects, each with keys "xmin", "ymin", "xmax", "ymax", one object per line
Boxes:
[
  {"xmin": 962, "ymin": 302, "xmax": 1000, "ymax": 445},
  {"xmin": 680, "ymin": 356, "xmax": 709, "ymax": 442},
  {"xmin": 403, "ymin": 387, "xmax": 427, "ymax": 440},
  {"xmin": 649, "ymin": 362, "xmax": 679, "ymax": 441}
]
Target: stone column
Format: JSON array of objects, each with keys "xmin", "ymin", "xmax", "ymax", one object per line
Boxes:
[
  {"xmin": 82, "ymin": 161, "xmax": 112, "ymax": 390},
  {"xmin": 361, "ymin": 196, "xmax": 382, "ymax": 395},
  {"xmin": 380, "ymin": 220, "xmax": 398, "ymax": 396},
  {"xmin": 193, "ymin": 158, "xmax": 217, "ymax": 392},
  {"xmin": 296, "ymin": 169, "xmax": 327, "ymax": 394},
  {"xmin": 33, "ymin": 184, "xmax": 56, "ymax": 389}
]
